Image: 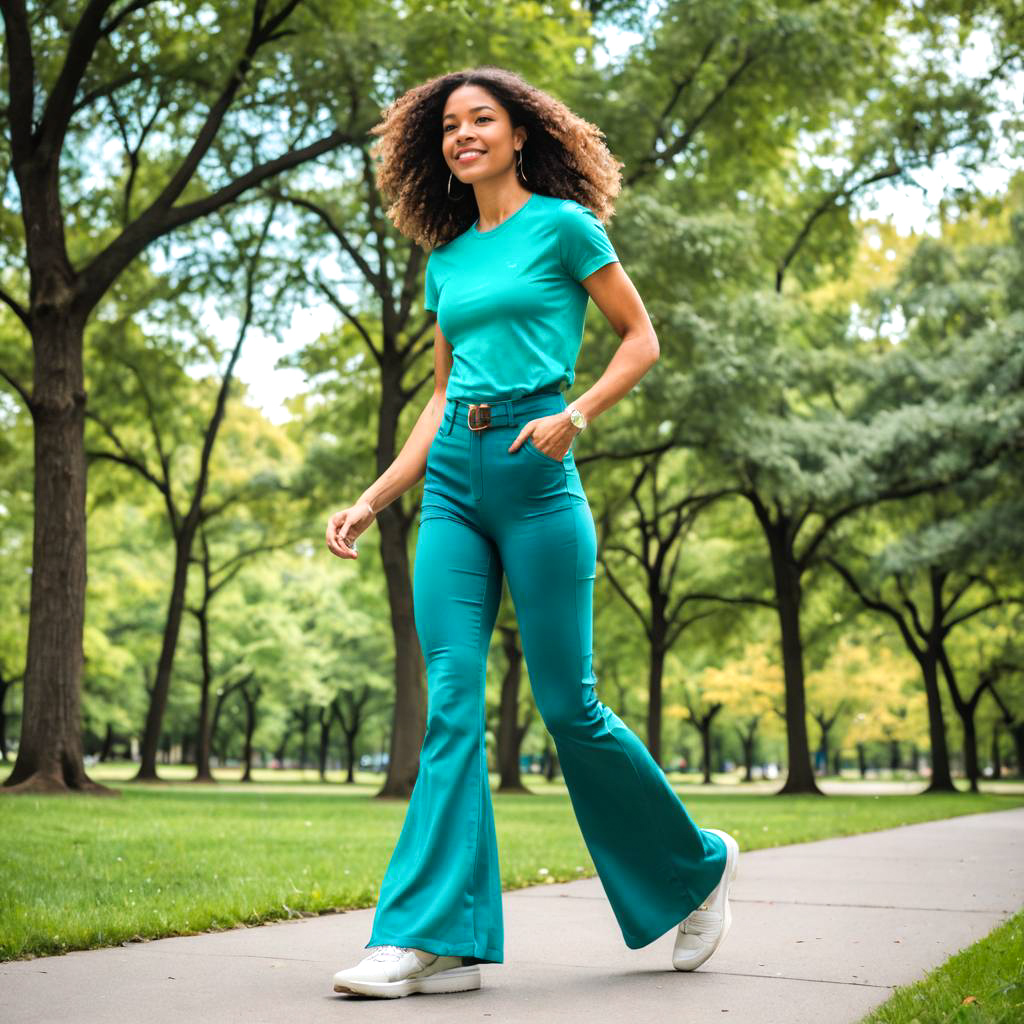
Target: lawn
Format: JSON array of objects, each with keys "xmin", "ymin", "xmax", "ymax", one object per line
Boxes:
[
  {"xmin": 2, "ymin": 766, "xmax": 1022, "ymax": 962},
  {"xmin": 857, "ymin": 907, "xmax": 1024, "ymax": 1024}
]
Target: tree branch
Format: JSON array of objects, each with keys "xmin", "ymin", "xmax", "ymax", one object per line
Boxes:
[
  {"xmin": 0, "ymin": 362, "xmax": 32, "ymax": 409},
  {"xmin": 0, "ymin": 284, "xmax": 30, "ymax": 328},
  {"xmin": 37, "ymin": 0, "xmax": 119, "ymax": 159},
  {"xmin": 1, "ymin": 0, "xmax": 37, "ymax": 159}
]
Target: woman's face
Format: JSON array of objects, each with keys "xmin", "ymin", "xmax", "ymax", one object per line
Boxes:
[{"xmin": 441, "ymin": 84, "xmax": 525, "ymax": 184}]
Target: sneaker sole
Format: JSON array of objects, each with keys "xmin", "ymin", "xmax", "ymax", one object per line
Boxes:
[
  {"xmin": 672, "ymin": 830, "xmax": 740, "ymax": 972},
  {"xmin": 333, "ymin": 963, "xmax": 481, "ymax": 998}
]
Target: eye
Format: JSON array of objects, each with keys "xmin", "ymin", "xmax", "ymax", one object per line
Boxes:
[{"xmin": 442, "ymin": 116, "xmax": 493, "ymax": 132}]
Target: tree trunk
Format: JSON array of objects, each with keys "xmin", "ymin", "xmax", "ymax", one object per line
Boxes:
[
  {"xmin": 181, "ymin": 730, "xmax": 195, "ymax": 765},
  {"xmin": 318, "ymin": 706, "xmax": 332, "ymax": 781},
  {"xmin": 765, "ymin": 528, "xmax": 820, "ymax": 795},
  {"xmin": 920, "ymin": 655, "xmax": 955, "ymax": 792},
  {"xmin": 274, "ymin": 718, "xmax": 294, "ymax": 768},
  {"xmin": 98, "ymin": 722, "xmax": 115, "ymax": 763},
  {"xmin": 962, "ymin": 715, "xmax": 980, "ymax": 794},
  {"xmin": 375, "ymin": 497, "xmax": 426, "ymax": 798},
  {"xmin": 889, "ymin": 739, "xmax": 901, "ymax": 772},
  {"xmin": 134, "ymin": 531, "xmax": 197, "ymax": 780},
  {"xmin": 647, "ymin": 643, "xmax": 666, "ymax": 767},
  {"xmin": 240, "ymin": 686, "xmax": 260, "ymax": 782},
  {"xmin": 3, "ymin": 316, "xmax": 115, "ymax": 795},
  {"xmin": 193, "ymin": 608, "xmax": 215, "ymax": 782},
  {"xmin": 990, "ymin": 723, "xmax": 1001, "ymax": 780},
  {"xmin": 544, "ymin": 738, "xmax": 560, "ymax": 781},
  {"xmin": 700, "ymin": 721, "xmax": 713, "ymax": 784},
  {"xmin": 737, "ymin": 719, "xmax": 758, "ymax": 782},
  {"xmin": 298, "ymin": 703, "xmax": 311, "ymax": 772},
  {"xmin": 1011, "ymin": 725, "xmax": 1024, "ymax": 780},
  {"xmin": 813, "ymin": 712, "xmax": 834, "ymax": 778},
  {"xmin": 496, "ymin": 627, "xmax": 530, "ymax": 793},
  {"xmin": 342, "ymin": 728, "xmax": 357, "ymax": 783},
  {"xmin": 857, "ymin": 742, "xmax": 867, "ymax": 778}
]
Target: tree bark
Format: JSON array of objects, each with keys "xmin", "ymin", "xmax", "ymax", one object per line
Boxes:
[
  {"xmin": 193, "ymin": 605, "xmax": 215, "ymax": 782},
  {"xmin": 4, "ymin": 313, "xmax": 115, "ymax": 795},
  {"xmin": 736, "ymin": 717, "xmax": 759, "ymax": 782},
  {"xmin": 0, "ymin": 0, "xmax": 351, "ymax": 796},
  {"xmin": 760, "ymin": 516, "xmax": 820, "ymax": 795},
  {"xmin": 317, "ymin": 704, "xmax": 332, "ymax": 782},
  {"xmin": 920, "ymin": 654, "xmax": 956, "ymax": 792},
  {"xmin": 496, "ymin": 626, "xmax": 531, "ymax": 793},
  {"xmin": 647, "ymin": 643, "xmax": 666, "ymax": 768},
  {"xmin": 240, "ymin": 684, "xmax": 260, "ymax": 782},
  {"xmin": 373, "ymin": 380, "xmax": 426, "ymax": 798},
  {"xmin": 297, "ymin": 703, "xmax": 311, "ymax": 772}
]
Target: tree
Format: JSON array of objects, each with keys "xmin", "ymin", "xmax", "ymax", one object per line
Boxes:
[
  {"xmin": 596, "ymin": 2, "xmax": 1019, "ymax": 794},
  {"xmin": 827, "ymin": 203, "xmax": 1024, "ymax": 791},
  {"xmin": 699, "ymin": 641, "xmax": 784, "ymax": 782},
  {"xmin": 595, "ymin": 449, "xmax": 769, "ymax": 764},
  {"xmin": 0, "ymin": 0, "xmax": 357, "ymax": 793}
]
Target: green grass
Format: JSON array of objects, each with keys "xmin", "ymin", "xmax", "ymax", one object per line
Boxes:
[
  {"xmin": 2, "ymin": 768, "xmax": 1021, "ymax": 962},
  {"xmin": 858, "ymin": 908, "xmax": 1024, "ymax": 1024}
]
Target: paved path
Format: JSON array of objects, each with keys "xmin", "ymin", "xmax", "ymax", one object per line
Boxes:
[{"xmin": 5, "ymin": 808, "xmax": 1022, "ymax": 1024}]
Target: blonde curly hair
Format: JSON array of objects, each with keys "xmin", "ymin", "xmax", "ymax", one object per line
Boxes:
[{"xmin": 368, "ymin": 65, "xmax": 623, "ymax": 250}]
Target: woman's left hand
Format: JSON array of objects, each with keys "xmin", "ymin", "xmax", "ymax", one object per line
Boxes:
[{"xmin": 508, "ymin": 412, "xmax": 579, "ymax": 460}]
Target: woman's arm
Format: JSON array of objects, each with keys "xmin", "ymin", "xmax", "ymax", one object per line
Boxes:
[
  {"xmin": 326, "ymin": 322, "xmax": 452, "ymax": 559},
  {"xmin": 569, "ymin": 260, "xmax": 660, "ymax": 425},
  {"xmin": 508, "ymin": 261, "xmax": 659, "ymax": 459}
]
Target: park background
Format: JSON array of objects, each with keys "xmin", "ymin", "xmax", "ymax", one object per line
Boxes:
[{"xmin": 1, "ymin": 2, "xmax": 1023, "ymax": 1015}]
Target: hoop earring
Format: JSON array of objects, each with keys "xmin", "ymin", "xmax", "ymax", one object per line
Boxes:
[
  {"xmin": 516, "ymin": 147, "xmax": 527, "ymax": 181},
  {"xmin": 447, "ymin": 172, "xmax": 467, "ymax": 201}
]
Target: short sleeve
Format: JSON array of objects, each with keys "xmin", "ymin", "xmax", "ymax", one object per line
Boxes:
[
  {"xmin": 558, "ymin": 200, "xmax": 619, "ymax": 283},
  {"xmin": 424, "ymin": 250, "xmax": 439, "ymax": 312}
]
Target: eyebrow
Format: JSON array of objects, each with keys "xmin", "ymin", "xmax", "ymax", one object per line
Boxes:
[{"xmin": 442, "ymin": 105, "xmax": 495, "ymax": 121}]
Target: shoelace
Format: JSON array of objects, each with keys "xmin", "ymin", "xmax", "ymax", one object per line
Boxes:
[
  {"xmin": 681, "ymin": 909, "xmax": 722, "ymax": 938},
  {"xmin": 367, "ymin": 944, "xmax": 415, "ymax": 961}
]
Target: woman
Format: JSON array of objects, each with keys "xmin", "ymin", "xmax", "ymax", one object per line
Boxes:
[{"xmin": 327, "ymin": 66, "xmax": 739, "ymax": 1000}]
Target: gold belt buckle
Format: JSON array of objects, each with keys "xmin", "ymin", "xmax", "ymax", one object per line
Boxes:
[{"xmin": 467, "ymin": 403, "xmax": 491, "ymax": 430}]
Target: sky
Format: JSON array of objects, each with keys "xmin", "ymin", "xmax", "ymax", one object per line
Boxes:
[{"xmin": 229, "ymin": 20, "xmax": 1021, "ymax": 425}]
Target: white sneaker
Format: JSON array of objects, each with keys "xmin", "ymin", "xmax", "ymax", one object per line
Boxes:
[
  {"xmin": 672, "ymin": 828, "xmax": 740, "ymax": 971},
  {"xmin": 332, "ymin": 944, "xmax": 481, "ymax": 998}
]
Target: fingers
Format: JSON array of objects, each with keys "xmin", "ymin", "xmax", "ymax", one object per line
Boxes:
[
  {"xmin": 326, "ymin": 509, "xmax": 358, "ymax": 559},
  {"xmin": 508, "ymin": 419, "xmax": 534, "ymax": 453}
]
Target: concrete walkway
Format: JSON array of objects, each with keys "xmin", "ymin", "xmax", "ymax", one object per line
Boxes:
[{"xmin": 5, "ymin": 808, "xmax": 1022, "ymax": 1024}]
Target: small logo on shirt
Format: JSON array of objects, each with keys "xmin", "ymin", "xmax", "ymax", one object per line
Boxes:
[{"xmin": 506, "ymin": 262, "xmax": 517, "ymax": 269}]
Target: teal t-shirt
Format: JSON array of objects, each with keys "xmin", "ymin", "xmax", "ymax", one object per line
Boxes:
[{"xmin": 424, "ymin": 191, "xmax": 619, "ymax": 402}]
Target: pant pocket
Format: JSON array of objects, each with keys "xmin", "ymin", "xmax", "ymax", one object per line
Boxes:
[{"xmin": 522, "ymin": 435, "xmax": 569, "ymax": 464}]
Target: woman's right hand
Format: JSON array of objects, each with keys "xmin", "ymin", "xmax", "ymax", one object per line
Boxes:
[{"xmin": 326, "ymin": 499, "xmax": 377, "ymax": 560}]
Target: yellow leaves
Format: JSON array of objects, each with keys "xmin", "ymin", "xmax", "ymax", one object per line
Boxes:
[{"xmin": 698, "ymin": 642, "xmax": 784, "ymax": 712}]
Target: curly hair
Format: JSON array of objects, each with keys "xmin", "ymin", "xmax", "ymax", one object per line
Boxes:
[{"xmin": 368, "ymin": 65, "xmax": 623, "ymax": 250}]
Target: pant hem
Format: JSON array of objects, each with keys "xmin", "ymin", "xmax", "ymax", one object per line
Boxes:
[
  {"xmin": 365, "ymin": 933, "xmax": 503, "ymax": 965},
  {"xmin": 620, "ymin": 837, "xmax": 728, "ymax": 950},
  {"xmin": 620, "ymin": 896, "xmax": 700, "ymax": 950}
]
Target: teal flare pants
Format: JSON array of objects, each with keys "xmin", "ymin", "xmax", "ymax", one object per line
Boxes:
[{"xmin": 365, "ymin": 388, "xmax": 727, "ymax": 964}]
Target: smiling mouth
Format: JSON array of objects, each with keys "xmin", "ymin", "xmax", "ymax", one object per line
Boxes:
[{"xmin": 456, "ymin": 150, "xmax": 485, "ymax": 162}]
